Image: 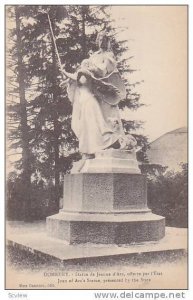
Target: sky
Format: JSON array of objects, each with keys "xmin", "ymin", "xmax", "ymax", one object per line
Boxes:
[{"xmin": 111, "ymin": 6, "xmax": 187, "ymax": 141}]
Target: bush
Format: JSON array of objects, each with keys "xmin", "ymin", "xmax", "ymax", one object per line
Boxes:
[{"xmin": 141, "ymin": 163, "xmax": 188, "ymax": 228}]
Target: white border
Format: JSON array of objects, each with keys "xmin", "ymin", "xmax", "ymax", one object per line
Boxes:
[{"xmin": 1, "ymin": 1, "xmax": 192, "ymax": 300}]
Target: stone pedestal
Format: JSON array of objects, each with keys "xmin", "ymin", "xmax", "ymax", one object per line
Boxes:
[{"xmin": 47, "ymin": 150, "xmax": 165, "ymax": 244}]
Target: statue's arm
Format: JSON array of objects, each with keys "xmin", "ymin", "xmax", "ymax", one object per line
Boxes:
[{"xmin": 61, "ymin": 66, "xmax": 77, "ymax": 81}]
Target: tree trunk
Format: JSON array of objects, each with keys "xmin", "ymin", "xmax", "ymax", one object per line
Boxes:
[{"xmin": 15, "ymin": 7, "xmax": 32, "ymax": 221}]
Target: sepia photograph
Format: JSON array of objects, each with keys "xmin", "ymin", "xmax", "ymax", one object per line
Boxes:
[{"xmin": 5, "ymin": 4, "xmax": 188, "ymax": 291}]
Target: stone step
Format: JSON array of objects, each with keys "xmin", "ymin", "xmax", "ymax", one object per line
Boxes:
[{"xmin": 47, "ymin": 211, "xmax": 165, "ymax": 244}]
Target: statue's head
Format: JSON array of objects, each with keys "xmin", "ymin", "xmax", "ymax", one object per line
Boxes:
[{"xmin": 96, "ymin": 31, "xmax": 111, "ymax": 51}]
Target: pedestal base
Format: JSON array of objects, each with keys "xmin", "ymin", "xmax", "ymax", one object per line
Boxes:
[
  {"xmin": 47, "ymin": 211, "xmax": 165, "ymax": 244},
  {"xmin": 46, "ymin": 150, "xmax": 165, "ymax": 245}
]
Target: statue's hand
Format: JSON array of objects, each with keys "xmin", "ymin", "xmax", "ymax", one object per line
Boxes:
[
  {"xmin": 56, "ymin": 61, "xmax": 64, "ymax": 70},
  {"xmin": 61, "ymin": 64, "xmax": 66, "ymax": 71},
  {"xmin": 59, "ymin": 78, "xmax": 70, "ymax": 89},
  {"xmin": 119, "ymin": 134, "xmax": 137, "ymax": 151}
]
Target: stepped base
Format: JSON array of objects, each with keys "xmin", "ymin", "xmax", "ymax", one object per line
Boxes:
[
  {"xmin": 47, "ymin": 211, "xmax": 165, "ymax": 244},
  {"xmin": 71, "ymin": 149, "xmax": 140, "ymax": 174}
]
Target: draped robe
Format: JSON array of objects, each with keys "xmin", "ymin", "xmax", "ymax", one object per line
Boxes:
[{"xmin": 67, "ymin": 51, "xmax": 126, "ymax": 155}]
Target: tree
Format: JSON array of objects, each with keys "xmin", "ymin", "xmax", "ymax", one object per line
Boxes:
[{"xmin": 7, "ymin": 6, "xmax": 34, "ymax": 220}]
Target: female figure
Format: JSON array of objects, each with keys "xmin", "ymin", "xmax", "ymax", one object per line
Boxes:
[{"xmin": 62, "ymin": 31, "xmax": 136, "ymax": 158}]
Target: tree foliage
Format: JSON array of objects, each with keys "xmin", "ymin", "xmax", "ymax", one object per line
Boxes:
[{"xmin": 146, "ymin": 163, "xmax": 188, "ymax": 228}]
